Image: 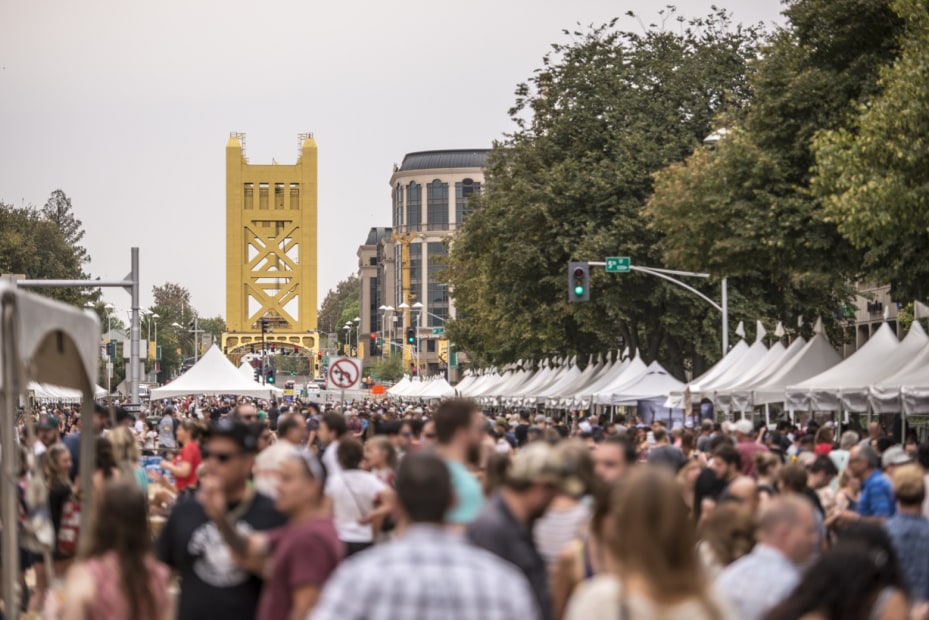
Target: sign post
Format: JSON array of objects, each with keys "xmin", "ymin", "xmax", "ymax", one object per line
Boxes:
[{"xmin": 327, "ymin": 357, "xmax": 361, "ymax": 411}]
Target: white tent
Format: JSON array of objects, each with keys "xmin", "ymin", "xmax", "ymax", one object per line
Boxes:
[
  {"xmin": 715, "ymin": 337, "xmax": 804, "ymax": 415},
  {"xmin": 238, "ymin": 361, "xmax": 256, "ymax": 381},
  {"xmin": 599, "ymin": 361, "xmax": 685, "ymax": 406},
  {"xmin": 387, "ymin": 376, "xmax": 412, "ymax": 397},
  {"xmin": 665, "ymin": 339, "xmax": 749, "ymax": 408},
  {"xmin": 150, "ymin": 345, "xmax": 283, "ymax": 399},
  {"xmin": 417, "ymin": 377, "xmax": 457, "ymax": 400},
  {"xmin": 870, "ymin": 339, "xmax": 929, "ymax": 414},
  {"xmin": 786, "ymin": 322, "xmax": 900, "ymax": 412},
  {"xmin": 748, "ymin": 330, "xmax": 842, "ymax": 408},
  {"xmin": 590, "ymin": 357, "xmax": 649, "ymax": 406},
  {"xmin": 28, "ymin": 381, "xmax": 107, "ymax": 402}
]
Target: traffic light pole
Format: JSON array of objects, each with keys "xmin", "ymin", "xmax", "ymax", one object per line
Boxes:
[{"xmin": 588, "ymin": 262, "xmax": 729, "ymax": 355}]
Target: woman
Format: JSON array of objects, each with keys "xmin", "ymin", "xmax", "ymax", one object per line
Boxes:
[
  {"xmin": 763, "ymin": 544, "xmax": 910, "ymax": 620},
  {"xmin": 814, "ymin": 426, "xmax": 835, "ymax": 456},
  {"xmin": 677, "ymin": 457, "xmax": 702, "ymax": 517},
  {"xmin": 55, "ymin": 479, "xmax": 171, "ymax": 620},
  {"xmin": 364, "ymin": 436, "xmax": 397, "ymax": 486},
  {"xmin": 565, "ymin": 467, "xmax": 732, "ymax": 619},
  {"xmin": 92, "ymin": 437, "xmax": 121, "ymax": 499},
  {"xmin": 108, "ymin": 426, "xmax": 148, "ymax": 496},
  {"xmin": 826, "ymin": 468, "xmax": 860, "ymax": 531},
  {"xmin": 755, "ymin": 451, "xmax": 781, "ymax": 510},
  {"xmin": 160, "ymin": 419, "xmax": 202, "ymax": 494},
  {"xmin": 325, "ymin": 437, "xmax": 389, "ymax": 556},
  {"xmin": 534, "ymin": 440, "xmax": 595, "ymax": 568},
  {"xmin": 697, "ymin": 503, "xmax": 756, "ymax": 580}
]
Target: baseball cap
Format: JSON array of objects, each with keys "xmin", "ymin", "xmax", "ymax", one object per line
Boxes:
[
  {"xmin": 204, "ymin": 417, "xmax": 258, "ymax": 453},
  {"xmin": 733, "ymin": 419, "xmax": 754, "ymax": 435},
  {"xmin": 882, "ymin": 445, "xmax": 913, "ymax": 468},
  {"xmin": 507, "ymin": 442, "xmax": 577, "ymax": 494},
  {"xmin": 37, "ymin": 412, "xmax": 59, "ymax": 430}
]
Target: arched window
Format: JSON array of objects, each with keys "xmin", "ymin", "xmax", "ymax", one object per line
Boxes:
[
  {"xmin": 407, "ymin": 182, "xmax": 422, "ymax": 231},
  {"xmin": 427, "ymin": 179, "xmax": 449, "ymax": 231},
  {"xmin": 455, "ymin": 178, "xmax": 481, "ymax": 223}
]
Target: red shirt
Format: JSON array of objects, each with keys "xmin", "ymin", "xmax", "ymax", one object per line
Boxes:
[
  {"xmin": 174, "ymin": 442, "xmax": 201, "ymax": 491},
  {"xmin": 814, "ymin": 443, "xmax": 833, "ymax": 456}
]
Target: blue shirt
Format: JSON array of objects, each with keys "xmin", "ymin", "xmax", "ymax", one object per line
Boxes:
[
  {"xmin": 858, "ymin": 470, "xmax": 896, "ymax": 518},
  {"xmin": 445, "ymin": 460, "xmax": 484, "ymax": 525},
  {"xmin": 885, "ymin": 512, "xmax": 929, "ymax": 602}
]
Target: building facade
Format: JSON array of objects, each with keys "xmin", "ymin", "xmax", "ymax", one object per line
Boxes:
[
  {"xmin": 357, "ymin": 227, "xmax": 395, "ymax": 364},
  {"xmin": 358, "ymin": 149, "xmax": 489, "ymax": 376}
]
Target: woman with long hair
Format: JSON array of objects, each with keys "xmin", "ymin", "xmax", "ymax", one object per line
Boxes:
[
  {"xmin": 108, "ymin": 426, "xmax": 148, "ymax": 495},
  {"xmin": 56, "ymin": 479, "xmax": 171, "ymax": 620},
  {"xmin": 364, "ymin": 435, "xmax": 397, "ymax": 486},
  {"xmin": 677, "ymin": 457, "xmax": 702, "ymax": 517},
  {"xmin": 565, "ymin": 466, "xmax": 732, "ymax": 619},
  {"xmin": 160, "ymin": 419, "xmax": 203, "ymax": 495},
  {"xmin": 697, "ymin": 503, "xmax": 756, "ymax": 580},
  {"xmin": 755, "ymin": 451, "xmax": 781, "ymax": 511}
]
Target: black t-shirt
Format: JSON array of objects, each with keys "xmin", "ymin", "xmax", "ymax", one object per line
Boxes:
[
  {"xmin": 514, "ymin": 423, "xmax": 530, "ymax": 447},
  {"xmin": 157, "ymin": 492, "xmax": 287, "ymax": 620}
]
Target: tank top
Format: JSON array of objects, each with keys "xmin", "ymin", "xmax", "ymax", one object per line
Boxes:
[{"xmin": 83, "ymin": 552, "xmax": 171, "ymax": 620}]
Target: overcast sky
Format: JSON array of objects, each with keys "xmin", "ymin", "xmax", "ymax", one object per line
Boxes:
[{"xmin": 1, "ymin": 0, "xmax": 784, "ymax": 320}]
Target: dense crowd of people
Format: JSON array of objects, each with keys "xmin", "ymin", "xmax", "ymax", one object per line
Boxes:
[{"xmin": 9, "ymin": 396, "xmax": 929, "ymax": 619}]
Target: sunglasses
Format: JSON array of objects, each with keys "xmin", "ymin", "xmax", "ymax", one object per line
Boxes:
[{"xmin": 202, "ymin": 449, "xmax": 241, "ymax": 464}]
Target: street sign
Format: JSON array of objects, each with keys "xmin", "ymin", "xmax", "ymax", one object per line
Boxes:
[
  {"xmin": 437, "ymin": 340, "xmax": 449, "ymax": 362},
  {"xmin": 432, "ymin": 327, "xmax": 445, "ymax": 335},
  {"xmin": 605, "ymin": 257, "xmax": 631, "ymax": 273},
  {"xmin": 327, "ymin": 357, "xmax": 361, "ymax": 390}
]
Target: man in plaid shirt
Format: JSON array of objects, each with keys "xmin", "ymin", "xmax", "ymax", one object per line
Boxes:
[{"xmin": 309, "ymin": 451, "xmax": 539, "ymax": 620}]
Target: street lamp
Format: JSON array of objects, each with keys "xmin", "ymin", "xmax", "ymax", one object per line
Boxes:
[
  {"xmin": 104, "ymin": 303, "xmax": 114, "ymax": 335},
  {"xmin": 353, "ymin": 316, "xmax": 361, "ymax": 354}
]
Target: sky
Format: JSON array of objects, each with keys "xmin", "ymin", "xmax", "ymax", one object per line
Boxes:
[{"xmin": 0, "ymin": 0, "xmax": 785, "ymax": 320}]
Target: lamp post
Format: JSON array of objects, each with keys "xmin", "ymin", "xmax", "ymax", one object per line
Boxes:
[
  {"xmin": 343, "ymin": 323, "xmax": 351, "ymax": 355},
  {"xmin": 384, "ymin": 305, "xmax": 395, "ymax": 355},
  {"xmin": 353, "ymin": 316, "xmax": 361, "ymax": 356},
  {"xmin": 411, "ymin": 302, "xmax": 423, "ymax": 376},
  {"xmin": 104, "ymin": 302, "xmax": 114, "ymax": 335}
]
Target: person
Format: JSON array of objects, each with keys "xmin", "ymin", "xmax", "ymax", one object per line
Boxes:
[
  {"xmin": 311, "ymin": 451, "xmax": 539, "ymax": 620},
  {"xmin": 848, "ymin": 446, "xmax": 896, "ymax": 522},
  {"xmin": 826, "ymin": 468, "xmax": 861, "ymax": 531},
  {"xmin": 533, "ymin": 440, "xmax": 595, "ymax": 568},
  {"xmin": 677, "ymin": 457, "xmax": 702, "ymax": 517},
  {"xmin": 317, "ymin": 412, "xmax": 347, "ymax": 479},
  {"xmin": 199, "ymin": 446, "xmax": 342, "ymax": 620},
  {"xmin": 468, "ymin": 441, "xmax": 568, "ymax": 620},
  {"xmin": 882, "ymin": 445, "xmax": 913, "ymax": 480},
  {"xmin": 364, "ymin": 435, "xmax": 397, "ymax": 486},
  {"xmin": 814, "ymin": 426, "xmax": 834, "ymax": 456},
  {"xmin": 808, "ymin": 455, "xmax": 839, "ymax": 517},
  {"xmin": 697, "ymin": 503, "xmax": 755, "ymax": 580},
  {"xmin": 763, "ymin": 544, "xmax": 911, "ymax": 620},
  {"xmin": 830, "ymin": 430, "xmax": 859, "ymax": 486},
  {"xmin": 859, "ymin": 421, "xmax": 883, "ymax": 450},
  {"xmin": 696, "ymin": 420, "xmax": 714, "ymax": 454},
  {"xmin": 565, "ymin": 467, "xmax": 732, "ymax": 620},
  {"xmin": 325, "ymin": 437, "xmax": 389, "ymax": 556},
  {"xmin": 157, "ymin": 406, "xmax": 177, "ymax": 454},
  {"xmin": 715, "ymin": 496, "xmax": 819, "ymax": 620},
  {"xmin": 755, "ymin": 451, "xmax": 781, "ymax": 510},
  {"xmin": 157, "ymin": 417, "xmax": 286, "ymax": 620},
  {"xmin": 732, "ymin": 419, "xmax": 767, "ymax": 478},
  {"xmin": 62, "ymin": 403, "xmax": 108, "ymax": 480},
  {"xmin": 592, "ymin": 435, "xmax": 635, "ymax": 483},
  {"xmin": 884, "ymin": 464, "xmax": 929, "ymax": 604},
  {"xmin": 108, "ymin": 426, "xmax": 149, "ymax": 495},
  {"xmin": 253, "ymin": 412, "xmax": 308, "ymax": 499},
  {"xmin": 142, "ymin": 419, "xmax": 158, "ymax": 456},
  {"xmin": 56, "ymin": 479, "xmax": 171, "ymax": 620},
  {"xmin": 92, "ymin": 436, "xmax": 121, "ymax": 499},
  {"xmin": 646, "ymin": 427, "xmax": 685, "ymax": 472},
  {"xmin": 434, "ymin": 398, "xmax": 486, "ymax": 526},
  {"xmin": 160, "ymin": 419, "xmax": 202, "ymax": 495},
  {"xmin": 710, "ymin": 444, "xmax": 742, "ymax": 493}
]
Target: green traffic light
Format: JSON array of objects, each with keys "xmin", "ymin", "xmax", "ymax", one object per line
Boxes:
[
  {"xmin": 574, "ymin": 285, "xmax": 585, "ymax": 296},
  {"xmin": 267, "ymin": 376, "xmax": 275, "ymax": 384}
]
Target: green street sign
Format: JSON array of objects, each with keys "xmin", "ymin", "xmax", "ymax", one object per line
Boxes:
[
  {"xmin": 432, "ymin": 327, "xmax": 445, "ymax": 335},
  {"xmin": 605, "ymin": 256, "xmax": 631, "ymax": 273}
]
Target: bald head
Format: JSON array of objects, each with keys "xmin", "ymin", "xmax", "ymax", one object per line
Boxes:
[
  {"xmin": 757, "ymin": 496, "xmax": 817, "ymax": 565},
  {"xmin": 726, "ymin": 476, "xmax": 758, "ymax": 512}
]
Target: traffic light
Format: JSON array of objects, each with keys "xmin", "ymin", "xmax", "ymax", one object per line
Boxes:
[
  {"xmin": 317, "ymin": 351, "xmax": 323, "ymax": 360},
  {"xmin": 568, "ymin": 261, "xmax": 590, "ymax": 302},
  {"xmin": 270, "ymin": 342, "xmax": 275, "ymax": 352},
  {"xmin": 254, "ymin": 368, "xmax": 260, "ymax": 382},
  {"xmin": 294, "ymin": 344, "xmax": 299, "ymax": 354},
  {"xmin": 370, "ymin": 332, "xmax": 376, "ymax": 341},
  {"xmin": 406, "ymin": 327, "xmax": 416, "ymax": 345},
  {"xmin": 411, "ymin": 363, "xmax": 417, "ymax": 376},
  {"xmin": 266, "ymin": 367, "xmax": 276, "ymax": 384}
]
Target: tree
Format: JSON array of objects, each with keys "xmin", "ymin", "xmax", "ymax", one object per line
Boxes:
[
  {"xmin": 151, "ymin": 282, "xmax": 195, "ymax": 381},
  {"xmin": 199, "ymin": 316, "xmax": 227, "ymax": 350},
  {"xmin": 317, "ymin": 275, "xmax": 360, "ymax": 347},
  {"xmin": 42, "ymin": 190, "xmax": 89, "ymax": 270},
  {"xmin": 369, "ymin": 354, "xmax": 405, "ymax": 382},
  {"xmin": 447, "ymin": 9, "xmax": 764, "ymax": 375},
  {"xmin": 645, "ymin": 0, "xmax": 903, "ymax": 343},
  {"xmin": 813, "ymin": 0, "xmax": 929, "ymax": 300},
  {"xmin": 0, "ymin": 201, "xmax": 90, "ymax": 306}
]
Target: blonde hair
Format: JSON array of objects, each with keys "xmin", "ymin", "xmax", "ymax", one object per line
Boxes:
[
  {"xmin": 367, "ymin": 435, "xmax": 397, "ymax": 470},
  {"xmin": 44, "ymin": 444, "xmax": 71, "ymax": 487},
  {"xmin": 109, "ymin": 426, "xmax": 141, "ymax": 467},
  {"xmin": 698, "ymin": 503, "xmax": 756, "ymax": 566}
]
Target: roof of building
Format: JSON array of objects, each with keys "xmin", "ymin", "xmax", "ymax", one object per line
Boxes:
[
  {"xmin": 365, "ymin": 227, "xmax": 393, "ymax": 245},
  {"xmin": 398, "ymin": 149, "xmax": 490, "ymax": 172}
]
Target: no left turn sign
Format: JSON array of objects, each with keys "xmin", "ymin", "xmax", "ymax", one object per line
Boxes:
[{"xmin": 327, "ymin": 357, "xmax": 361, "ymax": 390}]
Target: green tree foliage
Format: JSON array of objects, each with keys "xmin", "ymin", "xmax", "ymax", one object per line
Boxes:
[
  {"xmin": 447, "ymin": 9, "xmax": 764, "ymax": 374},
  {"xmin": 151, "ymin": 282, "xmax": 195, "ymax": 380},
  {"xmin": 0, "ymin": 199, "xmax": 92, "ymax": 306},
  {"xmin": 42, "ymin": 190, "xmax": 90, "ymax": 270},
  {"xmin": 317, "ymin": 275, "xmax": 360, "ymax": 347},
  {"xmin": 646, "ymin": 0, "xmax": 903, "ymax": 341},
  {"xmin": 369, "ymin": 354, "xmax": 405, "ymax": 382},
  {"xmin": 199, "ymin": 316, "xmax": 227, "ymax": 350},
  {"xmin": 813, "ymin": 0, "xmax": 929, "ymax": 299}
]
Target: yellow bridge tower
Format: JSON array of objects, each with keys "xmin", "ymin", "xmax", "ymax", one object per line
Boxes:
[{"xmin": 221, "ymin": 133, "xmax": 319, "ymax": 359}]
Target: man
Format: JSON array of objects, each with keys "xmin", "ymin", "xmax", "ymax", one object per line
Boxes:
[
  {"xmin": 884, "ymin": 465, "xmax": 929, "ymax": 604},
  {"xmin": 434, "ymin": 398, "xmax": 485, "ymax": 526},
  {"xmin": 593, "ymin": 435, "xmax": 636, "ymax": 483},
  {"xmin": 646, "ymin": 427, "xmax": 685, "ymax": 472},
  {"xmin": 805, "ymin": 455, "xmax": 838, "ymax": 517},
  {"xmin": 62, "ymin": 403, "xmax": 108, "ymax": 479},
  {"xmin": 199, "ymin": 446, "xmax": 341, "ymax": 620},
  {"xmin": 710, "ymin": 444, "xmax": 742, "ymax": 492},
  {"xmin": 253, "ymin": 413, "xmax": 308, "ymax": 499},
  {"xmin": 157, "ymin": 418, "xmax": 286, "ymax": 620},
  {"xmin": 311, "ymin": 451, "xmax": 538, "ymax": 620},
  {"xmin": 882, "ymin": 444, "xmax": 913, "ymax": 479},
  {"xmin": 468, "ymin": 442, "xmax": 566, "ymax": 620},
  {"xmin": 733, "ymin": 418, "xmax": 767, "ymax": 478},
  {"xmin": 859, "ymin": 421, "xmax": 883, "ymax": 449},
  {"xmin": 829, "ymin": 430, "xmax": 859, "ymax": 483},
  {"xmin": 514, "ymin": 411, "xmax": 531, "ymax": 447},
  {"xmin": 421, "ymin": 418, "xmax": 437, "ymax": 447},
  {"xmin": 716, "ymin": 496, "xmax": 818, "ymax": 620},
  {"xmin": 235, "ymin": 402, "xmax": 259, "ymax": 424},
  {"xmin": 848, "ymin": 445, "xmax": 896, "ymax": 521},
  {"xmin": 317, "ymin": 412, "xmax": 347, "ymax": 479},
  {"xmin": 158, "ymin": 405, "xmax": 178, "ymax": 454},
  {"xmin": 696, "ymin": 419, "xmax": 714, "ymax": 454}
]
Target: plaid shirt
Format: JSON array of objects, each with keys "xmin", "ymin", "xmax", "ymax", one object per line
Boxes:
[{"xmin": 309, "ymin": 524, "xmax": 540, "ymax": 620}]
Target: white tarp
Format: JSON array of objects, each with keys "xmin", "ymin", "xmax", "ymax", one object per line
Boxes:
[
  {"xmin": 599, "ymin": 361, "xmax": 685, "ymax": 406},
  {"xmin": 786, "ymin": 322, "xmax": 900, "ymax": 412},
  {"xmin": 590, "ymin": 357, "xmax": 649, "ymax": 405},
  {"xmin": 150, "ymin": 345, "xmax": 283, "ymax": 399},
  {"xmin": 665, "ymin": 339, "xmax": 749, "ymax": 409},
  {"xmin": 870, "ymin": 338, "xmax": 929, "ymax": 414},
  {"xmin": 715, "ymin": 338, "xmax": 803, "ymax": 415},
  {"xmin": 29, "ymin": 381, "xmax": 107, "ymax": 402},
  {"xmin": 387, "ymin": 376, "xmax": 412, "ymax": 396},
  {"xmin": 417, "ymin": 377, "xmax": 457, "ymax": 400}
]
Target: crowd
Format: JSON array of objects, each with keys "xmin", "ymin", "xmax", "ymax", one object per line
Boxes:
[{"xmin": 9, "ymin": 397, "xmax": 929, "ymax": 619}]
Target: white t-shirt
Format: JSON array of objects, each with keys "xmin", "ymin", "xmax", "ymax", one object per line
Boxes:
[
  {"xmin": 321, "ymin": 440, "xmax": 343, "ymax": 479},
  {"xmin": 325, "ymin": 469, "xmax": 386, "ymax": 543}
]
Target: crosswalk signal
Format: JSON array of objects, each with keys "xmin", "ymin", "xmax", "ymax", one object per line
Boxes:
[
  {"xmin": 568, "ymin": 261, "xmax": 590, "ymax": 302},
  {"xmin": 406, "ymin": 327, "xmax": 416, "ymax": 345}
]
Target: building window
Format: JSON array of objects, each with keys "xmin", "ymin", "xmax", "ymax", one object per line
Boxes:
[
  {"xmin": 243, "ymin": 183, "xmax": 254, "ymax": 209},
  {"xmin": 426, "ymin": 242, "xmax": 449, "ymax": 327},
  {"xmin": 427, "ymin": 339, "xmax": 436, "ymax": 353},
  {"xmin": 259, "ymin": 183, "xmax": 269, "ymax": 210},
  {"xmin": 274, "ymin": 183, "xmax": 285, "ymax": 209},
  {"xmin": 290, "ymin": 183, "xmax": 300, "ymax": 209},
  {"xmin": 370, "ymin": 277, "xmax": 380, "ymax": 335},
  {"xmin": 427, "ymin": 179, "xmax": 449, "ymax": 231},
  {"xmin": 393, "ymin": 184, "xmax": 403, "ymax": 229},
  {"xmin": 407, "ymin": 182, "xmax": 422, "ymax": 232},
  {"xmin": 455, "ymin": 178, "xmax": 481, "ymax": 223}
]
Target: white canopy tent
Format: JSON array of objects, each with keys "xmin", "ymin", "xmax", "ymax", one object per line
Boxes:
[
  {"xmin": 387, "ymin": 376, "xmax": 412, "ymax": 397},
  {"xmin": 870, "ymin": 338, "xmax": 929, "ymax": 414},
  {"xmin": 28, "ymin": 381, "xmax": 108, "ymax": 402},
  {"xmin": 714, "ymin": 337, "xmax": 803, "ymax": 416},
  {"xmin": 590, "ymin": 356, "xmax": 650, "ymax": 406},
  {"xmin": 748, "ymin": 330, "xmax": 842, "ymax": 408},
  {"xmin": 1, "ymin": 282, "xmax": 101, "ymax": 615},
  {"xmin": 416, "ymin": 377, "xmax": 457, "ymax": 400},
  {"xmin": 598, "ymin": 361, "xmax": 685, "ymax": 406},
  {"xmin": 150, "ymin": 345, "xmax": 283, "ymax": 399},
  {"xmin": 665, "ymin": 339, "xmax": 749, "ymax": 409},
  {"xmin": 786, "ymin": 322, "xmax": 902, "ymax": 412}
]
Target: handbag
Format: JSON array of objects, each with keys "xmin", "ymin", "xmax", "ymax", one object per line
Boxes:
[{"xmin": 57, "ymin": 495, "xmax": 81, "ymax": 556}]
